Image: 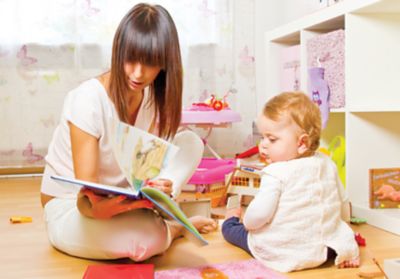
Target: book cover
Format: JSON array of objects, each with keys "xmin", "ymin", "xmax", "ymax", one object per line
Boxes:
[
  {"xmin": 83, "ymin": 264, "xmax": 154, "ymax": 279},
  {"xmin": 369, "ymin": 168, "xmax": 400, "ymax": 209},
  {"xmin": 51, "ymin": 118, "xmax": 208, "ymax": 246}
]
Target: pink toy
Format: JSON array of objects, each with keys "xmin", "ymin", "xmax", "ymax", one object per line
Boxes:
[
  {"xmin": 181, "ymin": 109, "xmax": 241, "ymax": 125},
  {"xmin": 182, "ymin": 90, "xmax": 241, "ymax": 125},
  {"xmin": 188, "ymin": 158, "xmax": 236, "ymax": 186}
]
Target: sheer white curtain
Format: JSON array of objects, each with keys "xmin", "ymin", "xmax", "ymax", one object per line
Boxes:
[{"xmin": 0, "ymin": 0, "xmax": 255, "ymax": 169}]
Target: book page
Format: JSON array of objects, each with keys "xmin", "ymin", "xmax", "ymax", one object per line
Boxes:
[
  {"xmin": 111, "ymin": 119, "xmax": 179, "ymax": 191},
  {"xmin": 141, "ymin": 187, "xmax": 208, "ymax": 246}
]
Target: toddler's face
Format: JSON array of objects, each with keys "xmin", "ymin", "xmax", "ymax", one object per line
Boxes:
[{"xmin": 257, "ymin": 114, "xmax": 304, "ymax": 164}]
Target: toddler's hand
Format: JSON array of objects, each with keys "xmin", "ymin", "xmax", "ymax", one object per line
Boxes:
[
  {"xmin": 146, "ymin": 179, "xmax": 173, "ymax": 196},
  {"xmin": 225, "ymin": 206, "xmax": 242, "ymax": 220}
]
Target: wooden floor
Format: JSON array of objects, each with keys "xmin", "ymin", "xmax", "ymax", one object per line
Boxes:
[{"xmin": 1, "ymin": 177, "xmax": 399, "ymax": 279}]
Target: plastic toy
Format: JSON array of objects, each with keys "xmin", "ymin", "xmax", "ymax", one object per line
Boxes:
[
  {"xmin": 350, "ymin": 217, "xmax": 367, "ymax": 225},
  {"xmin": 322, "ymin": 136, "xmax": 345, "ymax": 187},
  {"xmin": 355, "ymin": 232, "xmax": 366, "ymax": 247},
  {"xmin": 191, "ymin": 91, "xmax": 232, "ymax": 111},
  {"xmin": 187, "ymin": 158, "xmax": 236, "ymax": 207}
]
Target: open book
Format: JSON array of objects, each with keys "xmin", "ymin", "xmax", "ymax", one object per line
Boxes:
[{"xmin": 51, "ymin": 119, "xmax": 208, "ymax": 246}]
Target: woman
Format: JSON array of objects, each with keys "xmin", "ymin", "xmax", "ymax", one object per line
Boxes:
[{"xmin": 41, "ymin": 3, "xmax": 216, "ymax": 261}]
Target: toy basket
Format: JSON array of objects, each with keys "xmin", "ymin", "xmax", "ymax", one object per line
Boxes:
[{"xmin": 187, "ymin": 158, "xmax": 236, "ymax": 207}]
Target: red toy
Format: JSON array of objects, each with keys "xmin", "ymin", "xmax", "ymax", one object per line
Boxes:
[
  {"xmin": 191, "ymin": 91, "xmax": 232, "ymax": 111},
  {"xmin": 235, "ymin": 146, "xmax": 259, "ymax": 159},
  {"xmin": 355, "ymin": 232, "xmax": 366, "ymax": 246}
]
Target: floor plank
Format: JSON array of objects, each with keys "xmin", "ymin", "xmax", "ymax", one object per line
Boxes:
[{"xmin": 1, "ymin": 177, "xmax": 399, "ymax": 278}]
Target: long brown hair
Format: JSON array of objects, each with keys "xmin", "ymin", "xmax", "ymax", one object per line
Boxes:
[{"xmin": 109, "ymin": 3, "xmax": 182, "ymax": 139}]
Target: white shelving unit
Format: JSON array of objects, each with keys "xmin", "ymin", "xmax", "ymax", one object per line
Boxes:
[{"xmin": 262, "ymin": 0, "xmax": 400, "ymax": 235}]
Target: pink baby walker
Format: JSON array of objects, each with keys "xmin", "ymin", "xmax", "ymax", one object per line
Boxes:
[{"xmin": 181, "ymin": 92, "xmax": 241, "ymax": 207}]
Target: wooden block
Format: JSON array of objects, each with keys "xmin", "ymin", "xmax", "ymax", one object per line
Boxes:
[
  {"xmin": 357, "ymin": 264, "xmax": 383, "ymax": 278},
  {"xmin": 178, "ymin": 198, "xmax": 211, "ymax": 218}
]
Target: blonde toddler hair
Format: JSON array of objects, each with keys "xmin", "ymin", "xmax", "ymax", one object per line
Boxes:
[{"xmin": 263, "ymin": 92, "xmax": 322, "ymax": 154}]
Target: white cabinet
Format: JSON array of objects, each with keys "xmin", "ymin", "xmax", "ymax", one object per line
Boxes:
[{"xmin": 262, "ymin": 0, "xmax": 400, "ymax": 235}]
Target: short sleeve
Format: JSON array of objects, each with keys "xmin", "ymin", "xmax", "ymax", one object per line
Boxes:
[{"xmin": 63, "ymin": 84, "xmax": 102, "ymax": 138}]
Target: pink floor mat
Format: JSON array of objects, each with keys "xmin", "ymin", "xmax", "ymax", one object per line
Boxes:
[{"xmin": 155, "ymin": 259, "xmax": 287, "ymax": 279}]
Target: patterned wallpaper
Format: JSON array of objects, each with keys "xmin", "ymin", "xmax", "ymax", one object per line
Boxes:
[{"xmin": 0, "ymin": 0, "xmax": 256, "ymax": 168}]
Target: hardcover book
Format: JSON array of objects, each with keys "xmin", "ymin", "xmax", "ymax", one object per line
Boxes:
[
  {"xmin": 51, "ymin": 119, "xmax": 208, "ymax": 245},
  {"xmin": 83, "ymin": 264, "xmax": 154, "ymax": 279},
  {"xmin": 369, "ymin": 168, "xmax": 400, "ymax": 209}
]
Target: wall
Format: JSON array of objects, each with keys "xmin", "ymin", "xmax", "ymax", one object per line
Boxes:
[{"xmin": 0, "ymin": 0, "xmax": 258, "ymax": 168}]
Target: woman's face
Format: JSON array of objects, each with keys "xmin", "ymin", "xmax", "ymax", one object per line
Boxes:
[{"xmin": 124, "ymin": 62, "xmax": 161, "ymax": 93}]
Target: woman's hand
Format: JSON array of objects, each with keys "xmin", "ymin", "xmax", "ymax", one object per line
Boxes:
[
  {"xmin": 79, "ymin": 188, "xmax": 154, "ymax": 219},
  {"xmin": 146, "ymin": 179, "xmax": 173, "ymax": 196}
]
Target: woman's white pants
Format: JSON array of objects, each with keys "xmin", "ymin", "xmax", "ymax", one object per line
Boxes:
[{"xmin": 43, "ymin": 130, "xmax": 203, "ymax": 260}]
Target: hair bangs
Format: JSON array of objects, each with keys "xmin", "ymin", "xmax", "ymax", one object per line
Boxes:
[{"xmin": 123, "ymin": 30, "xmax": 166, "ymax": 69}]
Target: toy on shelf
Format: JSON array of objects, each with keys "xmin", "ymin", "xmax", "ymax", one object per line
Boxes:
[{"xmin": 319, "ymin": 135, "xmax": 346, "ymax": 187}]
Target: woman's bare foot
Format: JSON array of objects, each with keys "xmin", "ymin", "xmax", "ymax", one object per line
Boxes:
[
  {"xmin": 189, "ymin": 216, "xmax": 218, "ymax": 234},
  {"xmin": 165, "ymin": 216, "xmax": 218, "ymax": 242},
  {"xmin": 338, "ymin": 257, "xmax": 360, "ymax": 268}
]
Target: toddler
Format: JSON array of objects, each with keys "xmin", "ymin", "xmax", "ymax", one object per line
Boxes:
[{"xmin": 222, "ymin": 92, "xmax": 359, "ymax": 272}]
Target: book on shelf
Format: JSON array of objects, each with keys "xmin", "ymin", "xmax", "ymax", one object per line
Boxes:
[
  {"xmin": 51, "ymin": 118, "xmax": 208, "ymax": 246},
  {"xmin": 369, "ymin": 168, "xmax": 400, "ymax": 209}
]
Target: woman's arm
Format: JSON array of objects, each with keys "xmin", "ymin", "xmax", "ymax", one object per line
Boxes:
[
  {"xmin": 69, "ymin": 122, "xmax": 153, "ymax": 218},
  {"xmin": 243, "ymin": 174, "xmax": 281, "ymax": 231},
  {"xmin": 69, "ymin": 121, "xmax": 100, "ymax": 217},
  {"xmin": 69, "ymin": 121, "xmax": 99, "ymax": 183}
]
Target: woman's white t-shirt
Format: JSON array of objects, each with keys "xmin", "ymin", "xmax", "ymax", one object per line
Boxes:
[{"xmin": 41, "ymin": 78, "xmax": 155, "ymax": 198}]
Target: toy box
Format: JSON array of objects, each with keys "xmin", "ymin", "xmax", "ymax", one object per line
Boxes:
[{"xmin": 369, "ymin": 168, "xmax": 400, "ymax": 209}]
